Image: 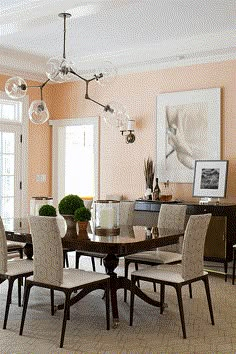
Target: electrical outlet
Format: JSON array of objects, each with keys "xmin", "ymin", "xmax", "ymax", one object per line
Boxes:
[{"xmin": 36, "ymin": 174, "xmax": 46, "ymax": 183}]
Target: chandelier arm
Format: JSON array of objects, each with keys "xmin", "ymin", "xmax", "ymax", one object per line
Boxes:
[
  {"xmin": 63, "ymin": 13, "xmax": 66, "ymax": 59},
  {"xmin": 69, "ymin": 69, "xmax": 87, "ymax": 82},
  {"xmin": 41, "ymin": 78, "xmax": 51, "ymax": 88}
]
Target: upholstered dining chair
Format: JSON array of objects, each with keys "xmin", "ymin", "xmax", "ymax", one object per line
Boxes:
[
  {"xmin": 0, "ymin": 217, "xmax": 33, "ymax": 329},
  {"xmin": 20, "ymin": 216, "xmax": 110, "ymax": 348},
  {"xmin": 129, "ymin": 213, "xmax": 214, "ymax": 339},
  {"xmin": 124, "ymin": 204, "xmax": 187, "ymax": 300},
  {"xmin": 75, "ymin": 200, "xmax": 135, "ymax": 271},
  {"xmin": 7, "ymin": 241, "xmax": 25, "ymax": 259}
]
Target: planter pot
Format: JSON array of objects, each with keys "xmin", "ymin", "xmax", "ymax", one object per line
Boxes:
[
  {"xmin": 62, "ymin": 215, "xmax": 77, "ymax": 238},
  {"xmin": 78, "ymin": 221, "xmax": 88, "ymax": 231}
]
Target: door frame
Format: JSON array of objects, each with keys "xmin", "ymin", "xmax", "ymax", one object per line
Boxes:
[{"xmin": 49, "ymin": 117, "xmax": 99, "ymax": 206}]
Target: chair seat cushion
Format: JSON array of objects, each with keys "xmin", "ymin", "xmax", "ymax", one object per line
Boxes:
[
  {"xmin": 125, "ymin": 250, "xmax": 182, "ymax": 264},
  {"xmin": 132, "ymin": 264, "xmax": 208, "ymax": 283},
  {"xmin": 7, "ymin": 241, "xmax": 25, "ymax": 250},
  {"xmin": 5, "ymin": 259, "xmax": 33, "ymax": 276},
  {"xmin": 27, "ymin": 268, "xmax": 109, "ymax": 289}
]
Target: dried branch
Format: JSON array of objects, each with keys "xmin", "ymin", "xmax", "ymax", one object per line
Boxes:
[{"xmin": 144, "ymin": 157, "xmax": 155, "ymax": 189}]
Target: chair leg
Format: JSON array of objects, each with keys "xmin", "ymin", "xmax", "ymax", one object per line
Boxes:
[
  {"xmin": 124, "ymin": 259, "xmax": 130, "ymax": 302},
  {"xmin": 129, "ymin": 275, "xmax": 135, "ymax": 326},
  {"xmin": 233, "ymin": 249, "xmax": 236, "ymax": 285},
  {"xmin": 91, "ymin": 257, "xmax": 96, "ymax": 272},
  {"xmin": 63, "ymin": 252, "xmax": 69, "ymax": 268},
  {"xmin": 19, "ymin": 248, "xmax": 23, "ymax": 259},
  {"xmin": 20, "ymin": 284, "xmax": 32, "ymax": 335},
  {"xmin": 104, "ymin": 282, "xmax": 110, "ymax": 330},
  {"xmin": 175, "ymin": 285, "xmax": 186, "ymax": 339},
  {"xmin": 3, "ymin": 278, "xmax": 14, "ymax": 329},
  {"xmin": 202, "ymin": 276, "xmax": 215, "ymax": 325},
  {"xmin": 18, "ymin": 277, "xmax": 22, "ymax": 307},
  {"xmin": 189, "ymin": 284, "xmax": 193, "ymax": 299},
  {"xmin": 75, "ymin": 252, "xmax": 80, "ymax": 269},
  {"xmin": 50, "ymin": 289, "xmax": 55, "ymax": 316},
  {"xmin": 134, "ymin": 263, "xmax": 140, "ymax": 288},
  {"xmin": 153, "ymin": 282, "xmax": 157, "ymax": 292},
  {"xmin": 60, "ymin": 292, "xmax": 71, "ymax": 348},
  {"xmin": 160, "ymin": 283, "xmax": 165, "ymax": 314}
]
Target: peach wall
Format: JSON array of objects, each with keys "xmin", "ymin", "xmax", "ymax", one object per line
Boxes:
[
  {"xmin": 1, "ymin": 59, "xmax": 236, "ymax": 208},
  {"xmin": 47, "ymin": 59, "xmax": 236, "ymax": 202}
]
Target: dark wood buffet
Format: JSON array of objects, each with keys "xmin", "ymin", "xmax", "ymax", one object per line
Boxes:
[{"xmin": 133, "ymin": 199, "xmax": 236, "ymax": 280}]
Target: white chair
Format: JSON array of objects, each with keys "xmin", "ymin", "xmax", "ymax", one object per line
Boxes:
[
  {"xmin": 129, "ymin": 214, "xmax": 214, "ymax": 339},
  {"xmin": 7, "ymin": 241, "xmax": 25, "ymax": 259},
  {"xmin": 124, "ymin": 204, "xmax": 187, "ymax": 300},
  {"xmin": 0, "ymin": 217, "xmax": 33, "ymax": 329},
  {"xmin": 20, "ymin": 216, "xmax": 110, "ymax": 348}
]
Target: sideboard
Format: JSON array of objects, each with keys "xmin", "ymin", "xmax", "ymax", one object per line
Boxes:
[{"xmin": 133, "ymin": 200, "xmax": 236, "ymax": 280}]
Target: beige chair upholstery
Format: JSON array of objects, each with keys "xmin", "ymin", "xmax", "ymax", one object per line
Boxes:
[
  {"xmin": 20, "ymin": 216, "xmax": 110, "ymax": 348},
  {"xmin": 124, "ymin": 204, "xmax": 187, "ymax": 300},
  {"xmin": 7, "ymin": 241, "xmax": 25, "ymax": 259},
  {"xmin": 0, "ymin": 217, "xmax": 33, "ymax": 329},
  {"xmin": 130, "ymin": 214, "xmax": 214, "ymax": 338}
]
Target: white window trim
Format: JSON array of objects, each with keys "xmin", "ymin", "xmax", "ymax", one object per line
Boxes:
[
  {"xmin": 0, "ymin": 91, "xmax": 29, "ymax": 217},
  {"xmin": 49, "ymin": 117, "xmax": 99, "ymax": 206}
]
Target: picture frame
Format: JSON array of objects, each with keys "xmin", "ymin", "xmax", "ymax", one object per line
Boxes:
[
  {"xmin": 192, "ymin": 160, "xmax": 228, "ymax": 198},
  {"xmin": 156, "ymin": 88, "xmax": 221, "ymax": 183}
]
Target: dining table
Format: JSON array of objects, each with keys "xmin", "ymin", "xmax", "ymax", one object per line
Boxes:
[{"xmin": 5, "ymin": 218, "xmax": 183, "ymax": 327}]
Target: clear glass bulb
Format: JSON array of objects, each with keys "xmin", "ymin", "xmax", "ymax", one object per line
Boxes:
[
  {"xmin": 46, "ymin": 57, "xmax": 75, "ymax": 82},
  {"xmin": 29, "ymin": 100, "xmax": 49, "ymax": 124},
  {"xmin": 5, "ymin": 77, "xmax": 27, "ymax": 99},
  {"xmin": 102, "ymin": 101, "xmax": 128, "ymax": 129},
  {"xmin": 94, "ymin": 61, "xmax": 117, "ymax": 86}
]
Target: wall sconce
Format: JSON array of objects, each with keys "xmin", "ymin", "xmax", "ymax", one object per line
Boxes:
[{"xmin": 120, "ymin": 119, "xmax": 135, "ymax": 144}]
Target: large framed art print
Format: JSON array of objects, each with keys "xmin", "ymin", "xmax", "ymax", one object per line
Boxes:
[{"xmin": 156, "ymin": 88, "xmax": 221, "ymax": 183}]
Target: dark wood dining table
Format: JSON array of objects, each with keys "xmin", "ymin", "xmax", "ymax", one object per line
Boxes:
[{"xmin": 5, "ymin": 218, "xmax": 183, "ymax": 327}]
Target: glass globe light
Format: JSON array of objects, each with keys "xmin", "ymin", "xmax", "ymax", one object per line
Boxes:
[
  {"xmin": 94, "ymin": 61, "xmax": 117, "ymax": 86},
  {"xmin": 29, "ymin": 100, "xmax": 49, "ymax": 124},
  {"xmin": 46, "ymin": 57, "xmax": 75, "ymax": 82},
  {"xmin": 5, "ymin": 77, "xmax": 27, "ymax": 99},
  {"xmin": 102, "ymin": 101, "xmax": 127, "ymax": 128}
]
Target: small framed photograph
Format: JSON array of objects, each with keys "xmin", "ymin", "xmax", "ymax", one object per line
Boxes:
[{"xmin": 192, "ymin": 160, "xmax": 228, "ymax": 198}]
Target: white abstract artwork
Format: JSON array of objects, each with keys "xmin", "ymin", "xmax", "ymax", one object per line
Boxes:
[{"xmin": 156, "ymin": 88, "xmax": 221, "ymax": 183}]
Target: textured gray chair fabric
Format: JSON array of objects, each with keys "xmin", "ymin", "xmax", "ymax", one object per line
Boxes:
[
  {"xmin": 130, "ymin": 214, "xmax": 214, "ymax": 338},
  {"xmin": 20, "ymin": 216, "xmax": 110, "ymax": 348},
  {"xmin": 124, "ymin": 204, "xmax": 187, "ymax": 287},
  {"xmin": 0, "ymin": 217, "xmax": 33, "ymax": 329}
]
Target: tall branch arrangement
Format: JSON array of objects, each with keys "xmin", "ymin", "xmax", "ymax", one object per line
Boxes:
[{"xmin": 144, "ymin": 157, "xmax": 155, "ymax": 190}]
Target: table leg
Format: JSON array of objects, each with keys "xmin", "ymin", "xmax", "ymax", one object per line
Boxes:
[
  {"xmin": 103, "ymin": 254, "xmax": 119, "ymax": 327},
  {"xmin": 23, "ymin": 243, "xmax": 33, "ymax": 260}
]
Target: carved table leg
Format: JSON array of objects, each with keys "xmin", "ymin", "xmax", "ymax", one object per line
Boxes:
[{"xmin": 103, "ymin": 254, "xmax": 119, "ymax": 327}]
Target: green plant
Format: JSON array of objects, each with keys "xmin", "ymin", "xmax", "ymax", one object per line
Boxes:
[
  {"xmin": 39, "ymin": 204, "xmax": 57, "ymax": 217},
  {"xmin": 58, "ymin": 194, "xmax": 84, "ymax": 215},
  {"xmin": 74, "ymin": 207, "xmax": 91, "ymax": 222}
]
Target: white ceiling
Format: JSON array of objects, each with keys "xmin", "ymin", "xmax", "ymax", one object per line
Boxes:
[{"xmin": 0, "ymin": 0, "xmax": 236, "ymax": 82}]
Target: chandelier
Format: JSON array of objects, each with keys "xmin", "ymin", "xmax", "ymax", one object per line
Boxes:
[{"xmin": 5, "ymin": 13, "xmax": 135, "ymax": 144}]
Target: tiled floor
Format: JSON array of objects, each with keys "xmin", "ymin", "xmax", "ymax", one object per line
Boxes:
[{"xmin": 0, "ymin": 254, "xmax": 236, "ymax": 353}]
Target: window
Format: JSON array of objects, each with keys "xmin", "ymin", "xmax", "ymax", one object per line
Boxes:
[
  {"xmin": 0, "ymin": 92, "xmax": 28, "ymax": 229},
  {"xmin": 50, "ymin": 117, "xmax": 99, "ymax": 205}
]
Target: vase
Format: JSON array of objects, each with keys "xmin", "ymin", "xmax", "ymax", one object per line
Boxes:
[
  {"xmin": 78, "ymin": 221, "xmax": 88, "ymax": 231},
  {"xmin": 62, "ymin": 215, "xmax": 77, "ymax": 238}
]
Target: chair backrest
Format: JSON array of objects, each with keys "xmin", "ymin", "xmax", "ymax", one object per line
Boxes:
[
  {"xmin": 120, "ymin": 201, "xmax": 135, "ymax": 225},
  {"xmin": 0, "ymin": 217, "xmax": 7, "ymax": 273},
  {"xmin": 28, "ymin": 216, "xmax": 64, "ymax": 286},
  {"xmin": 158, "ymin": 204, "xmax": 187, "ymax": 232},
  {"xmin": 181, "ymin": 213, "xmax": 211, "ymax": 280}
]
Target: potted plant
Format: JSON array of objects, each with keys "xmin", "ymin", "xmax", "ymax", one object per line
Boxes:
[
  {"xmin": 58, "ymin": 194, "xmax": 84, "ymax": 237},
  {"xmin": 39, "ymin": 204, "xmax": 57, "ymax": 217},
  {"xmin": 74, "ymin": 206, "xmax": 91, "ymax": 232}
]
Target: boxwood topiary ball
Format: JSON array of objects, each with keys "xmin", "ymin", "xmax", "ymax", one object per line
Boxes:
[
  {"xmin": 39, "ymin": 204, "xmax": 57, "ymax": 217},
  {"xmin": 58, "ymin": 194, "xmax": 84, "ymax": 215}
]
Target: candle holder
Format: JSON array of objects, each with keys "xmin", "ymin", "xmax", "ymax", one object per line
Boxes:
[{"xmin": 94, "ymin": 200, "xmax": 120, "ymax": 236}]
